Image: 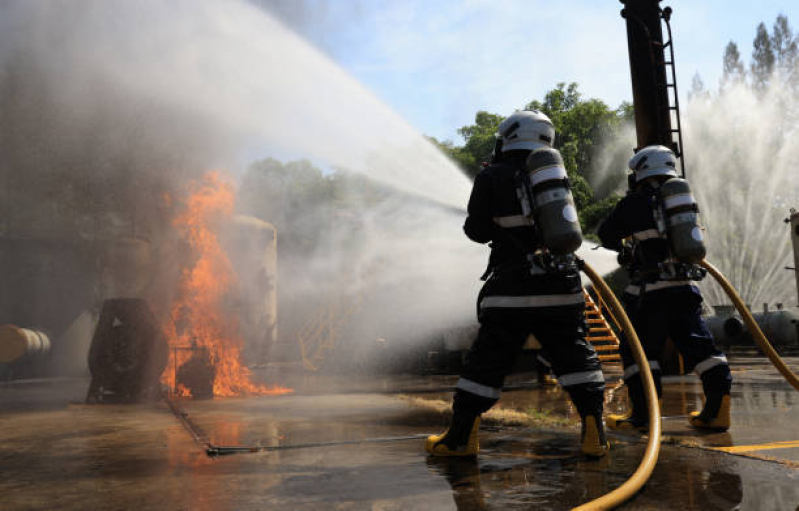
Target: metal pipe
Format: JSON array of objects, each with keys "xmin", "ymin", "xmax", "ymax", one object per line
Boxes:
[
  {"xmin": 619, "ymin": 0, "xmax": 673, "ymax": 151},
  {"xmin": 0, "ymin": 325, "xmax": 50, "ymax": 364},
  {"xmin": 790, "ymin": 208, "xmax": 799, "ymax": 307}
]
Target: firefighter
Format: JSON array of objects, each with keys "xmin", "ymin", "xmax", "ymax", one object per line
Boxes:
[
  {"xmin": 425, "ymin": 110, "xmax": 608, "ymax": 458},
  {"xmin": 598, "ymin": 145, "xmax": 732, "ymax": 431}
]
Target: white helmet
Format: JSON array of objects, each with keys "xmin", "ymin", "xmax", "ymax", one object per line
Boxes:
[
  {"xmin": 629, "ymin": 145, "xmax": 678, "ymax": 182},
  {"xmin": 497, "ymin": 110, "xmax": 555, "ymax": 152}
]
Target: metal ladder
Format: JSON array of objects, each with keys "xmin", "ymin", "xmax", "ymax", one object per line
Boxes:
[
  {"xmin": 584, "ymin": 289, "xmax": 622, "ymax": 363},
  {"xmin": 659, "ymin": 7, "xmax": 687, "ymax": 179}
]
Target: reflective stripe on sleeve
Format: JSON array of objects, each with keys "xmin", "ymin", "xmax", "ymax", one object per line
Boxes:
[
  {"xmin": 624, "ymin": 280, "xmax": 696, "ymax": 296},
  {"xmin": 480, "ymin": 293, "xmax": 585, "ymax": 309},
  {"xmin": 623, "ymin": 361, "xmax": 661, "ymax": 380},
  {"xmin": 456, "ymin": 377, "xmax": 501, "ymax": 399},
  {"xmin": 558, "ymin": 370, "xmax": 605, "ymax": 387},
  {"xmin": 694, "ymin": 355, "xmax": 728, "ymax": 375},
  {"xmin": 493, "ymin": 215, "xmax": 534, "ymax": 228},
  {"xmin": 632, "ymin": 229, "xmax": 661, "ymax": 241}
]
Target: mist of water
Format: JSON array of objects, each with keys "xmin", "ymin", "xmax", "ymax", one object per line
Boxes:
[
  {"xmin": 686, "ymin": 83, "xmax": 799, "ymax": 308},
  {"xmin": 0, "ymin": 0, "xmax": 621, "ymax": 377}
]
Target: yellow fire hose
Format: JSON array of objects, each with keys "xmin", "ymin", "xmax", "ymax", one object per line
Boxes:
[
  {"xmin": 700, "ymin": 259, "xmax": 799, "ymax": 391},
  {"xmin": 574, "ymin": 261, "xmax": 662, "ymax": 511}
]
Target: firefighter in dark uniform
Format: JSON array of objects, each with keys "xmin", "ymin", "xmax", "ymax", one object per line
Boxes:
[
  {"xmin": 598, "ymin": 145, "xmax": 732, "ymax": 431},
  {"xmin": 425, "ymin": 110, "xmax": 608, "ymax": 458}
]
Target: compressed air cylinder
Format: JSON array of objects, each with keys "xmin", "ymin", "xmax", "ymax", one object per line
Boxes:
[
  {"xmin": 525, "ymin": 148, "xmax": 583, "ymax": 255},
  {"xmin": 659, "ymin": 178, "xmax": 706, "ymax": 263},
  {"xmin": 0, "ymin": 325, "xmax": 51, "ymax": 364}
]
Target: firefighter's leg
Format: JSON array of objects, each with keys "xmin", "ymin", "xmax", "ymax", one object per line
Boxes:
[
  {"xmin": 669, "ymin": 295, "xmax": 732, "ymax": 431},
  {"xmin": 607, "ymin": 300, "xmax": 665, "ymax": 430},
  {"xmin": 535, "ymin": 306, "xmax": 608, "ymax": 457},
  {"xmin": 426, "ymin": 312, "xmax": 527, "ymax": 456}
]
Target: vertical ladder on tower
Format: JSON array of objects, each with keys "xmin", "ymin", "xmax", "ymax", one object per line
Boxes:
[
  {"xmin": 659, "ymin": 7, "xmax": 687, "ymax": 178},
  {"xmin": 584, "ymin": 289, "xmax": 622, "ymax": 363}
]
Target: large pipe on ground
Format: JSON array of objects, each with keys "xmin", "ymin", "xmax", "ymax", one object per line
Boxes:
[{"xmin": 0, "ymin": 325, "xmax": 51, "ymax": 364}]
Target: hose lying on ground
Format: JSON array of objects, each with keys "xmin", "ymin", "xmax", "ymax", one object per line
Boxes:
[
  {"xmin": 573, "ymin": 260, "xmax": 662, "ymax": 511},
  {"xmin": 700, "ymin": 259, "xmax": 799, "ymax": 391}
]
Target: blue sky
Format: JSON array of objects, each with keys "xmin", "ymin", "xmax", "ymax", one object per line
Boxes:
[{"xmin": 256, "ymin": 0, "xmax": 799, "ymax": 142}]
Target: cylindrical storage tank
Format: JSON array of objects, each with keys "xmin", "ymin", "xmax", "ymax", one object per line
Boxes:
[
  {"xmin": 753, "ymin": 310, "xmax": 799, "ymax": 350},
  {"xmin": 225, "ymin": 215, "xmax": 278, "ymax": 364},
  {"xmin": 525, "ymin": 148, "xmax": 583, "ymax": 255},
  {"xmin": 659, "ymin": 178, "xmax": 705, "ymax": 263},
  {"xmin": 0, "ymin": 325, "xmax": 51, "ymax": 363}
]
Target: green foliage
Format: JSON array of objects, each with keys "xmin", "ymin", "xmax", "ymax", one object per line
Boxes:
[
  {"xmin": 428, "ymin": 111, "xmax": 502, "ymax": 179},
  {"xmin": 722, "ymin": 41, "xmax": 746, "ymax": 87},
  {"xmin": 431, "ymin": 82, "xmax": 629, "ymax": 233},
  {"xmin": 752, "ymin": 22, "xmax": 776, "ymax": 92}
]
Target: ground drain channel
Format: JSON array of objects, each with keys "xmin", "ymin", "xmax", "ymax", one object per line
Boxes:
[{"xmin": 164, "ymin": 396, "xmax": 427, "ymax": 457}]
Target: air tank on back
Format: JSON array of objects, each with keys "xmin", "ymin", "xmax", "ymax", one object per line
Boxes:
[
  {"xmin": 659, "ymin": 177, "xmax": 706, "ymax": 263},
  {"xmin": 523, "ymin": 148, "xmax": 583, "ymax": 255}
]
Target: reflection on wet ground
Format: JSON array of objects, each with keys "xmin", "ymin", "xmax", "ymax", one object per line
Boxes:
[{"xmin": 1, "ymin": 358, "xmax": 798, "ymax": 510}]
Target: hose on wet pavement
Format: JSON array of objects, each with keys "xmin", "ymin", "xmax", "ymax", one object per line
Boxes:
[
  {"xmin": 700, "ymin": 259, "xmax": 799, "ymax": 391},
  {"xmin": 574, "ymin": 260, "xmax": 662, "ymax": 511}
]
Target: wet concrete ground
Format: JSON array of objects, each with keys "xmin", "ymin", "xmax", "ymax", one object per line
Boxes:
[{"xmin": 1, "ymin": 358, "xmax": 798, "ymax": 510}]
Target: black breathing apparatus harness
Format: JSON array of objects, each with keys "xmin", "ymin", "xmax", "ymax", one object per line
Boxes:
[{"xmin": 620, "ymin": 180, "xmax": 706, "ymax": 285}]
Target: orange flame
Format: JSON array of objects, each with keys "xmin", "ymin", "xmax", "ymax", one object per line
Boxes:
[{"xmin": 163, "ymin": 172, "xmax": 291, "ymax": 398}]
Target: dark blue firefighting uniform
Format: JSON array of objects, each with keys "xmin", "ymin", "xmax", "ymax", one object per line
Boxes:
[
  {"xmin": 598, "ymin": 183, "xmax": 732, "ymax": 415},
  {"xmin": 453, "ymin": 150, "xmax": 605, "ymax": 421}
]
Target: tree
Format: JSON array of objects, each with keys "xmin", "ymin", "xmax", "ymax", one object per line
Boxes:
[
  {"xmin": 721, "ymin": 41, "xmax": 746, "ymax": 87},
  {"xmin": 771, "ymin": 15, "xmax": 798, "ymax": 71},
  {"xmin": 429, "ymin": 111, "xmax": 503, "ymax": 179},
  {"xmin": 688, "ymin": 73, "xmax": 709, "ymax": 100},
  {"xmin": 432, "ymin": 83, "xmax": 629, "ymax": 232},
  {"xmin": 751, "ymin": 22, "xmax": 776, "ymax": 92}
]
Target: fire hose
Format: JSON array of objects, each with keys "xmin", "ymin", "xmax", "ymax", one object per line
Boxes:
[
  {"xmin": 700, "ymin": 259, "xmax": 799, "ymax": 391},
  {"xmin": 573, "ymin": 260, "xmax": 661, "ymax": 511}
]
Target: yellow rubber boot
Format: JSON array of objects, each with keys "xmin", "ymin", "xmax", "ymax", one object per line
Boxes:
[
  {"xmin": 581, "ymin": 415, "xmax": 610, "ymax": 458},
  {"xmin": 689, "ymin": 394, "xmax": 731, "ymax": 431},
  {"xmin": 538, "ymin": 372, "xmax": 558, "ymax": 387},
  {"xmin": 425, "ymin": 415, "xmax": 481, "ymax": 457},
  {"xmin": 607, "ymin": 399, "xmax": 662, "ymax": 432}
]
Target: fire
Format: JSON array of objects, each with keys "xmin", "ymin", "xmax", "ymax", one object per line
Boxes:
[{"xmin": 163, "ymin": 171, "xmax": 291, "ymax": 398}]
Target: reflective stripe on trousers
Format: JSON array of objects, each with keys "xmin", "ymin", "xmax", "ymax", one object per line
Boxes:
[
  {"xmin": 558, "ymin": 369, "xmax": 605, "ymax": 387},
  {"xmin": 694, "ymin": 355, "xmax": 728, "ymax": 375},
  {"xmin": 480, "ymin": 292, "xmax": 584, "ymax": 309},
  {"xmin": 456, "ymin": 377, "xmax": 501, "ymax": 399},
  {"xmin": 623, "ymin": 361, "xmax": 662, "ymax": 380}
]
